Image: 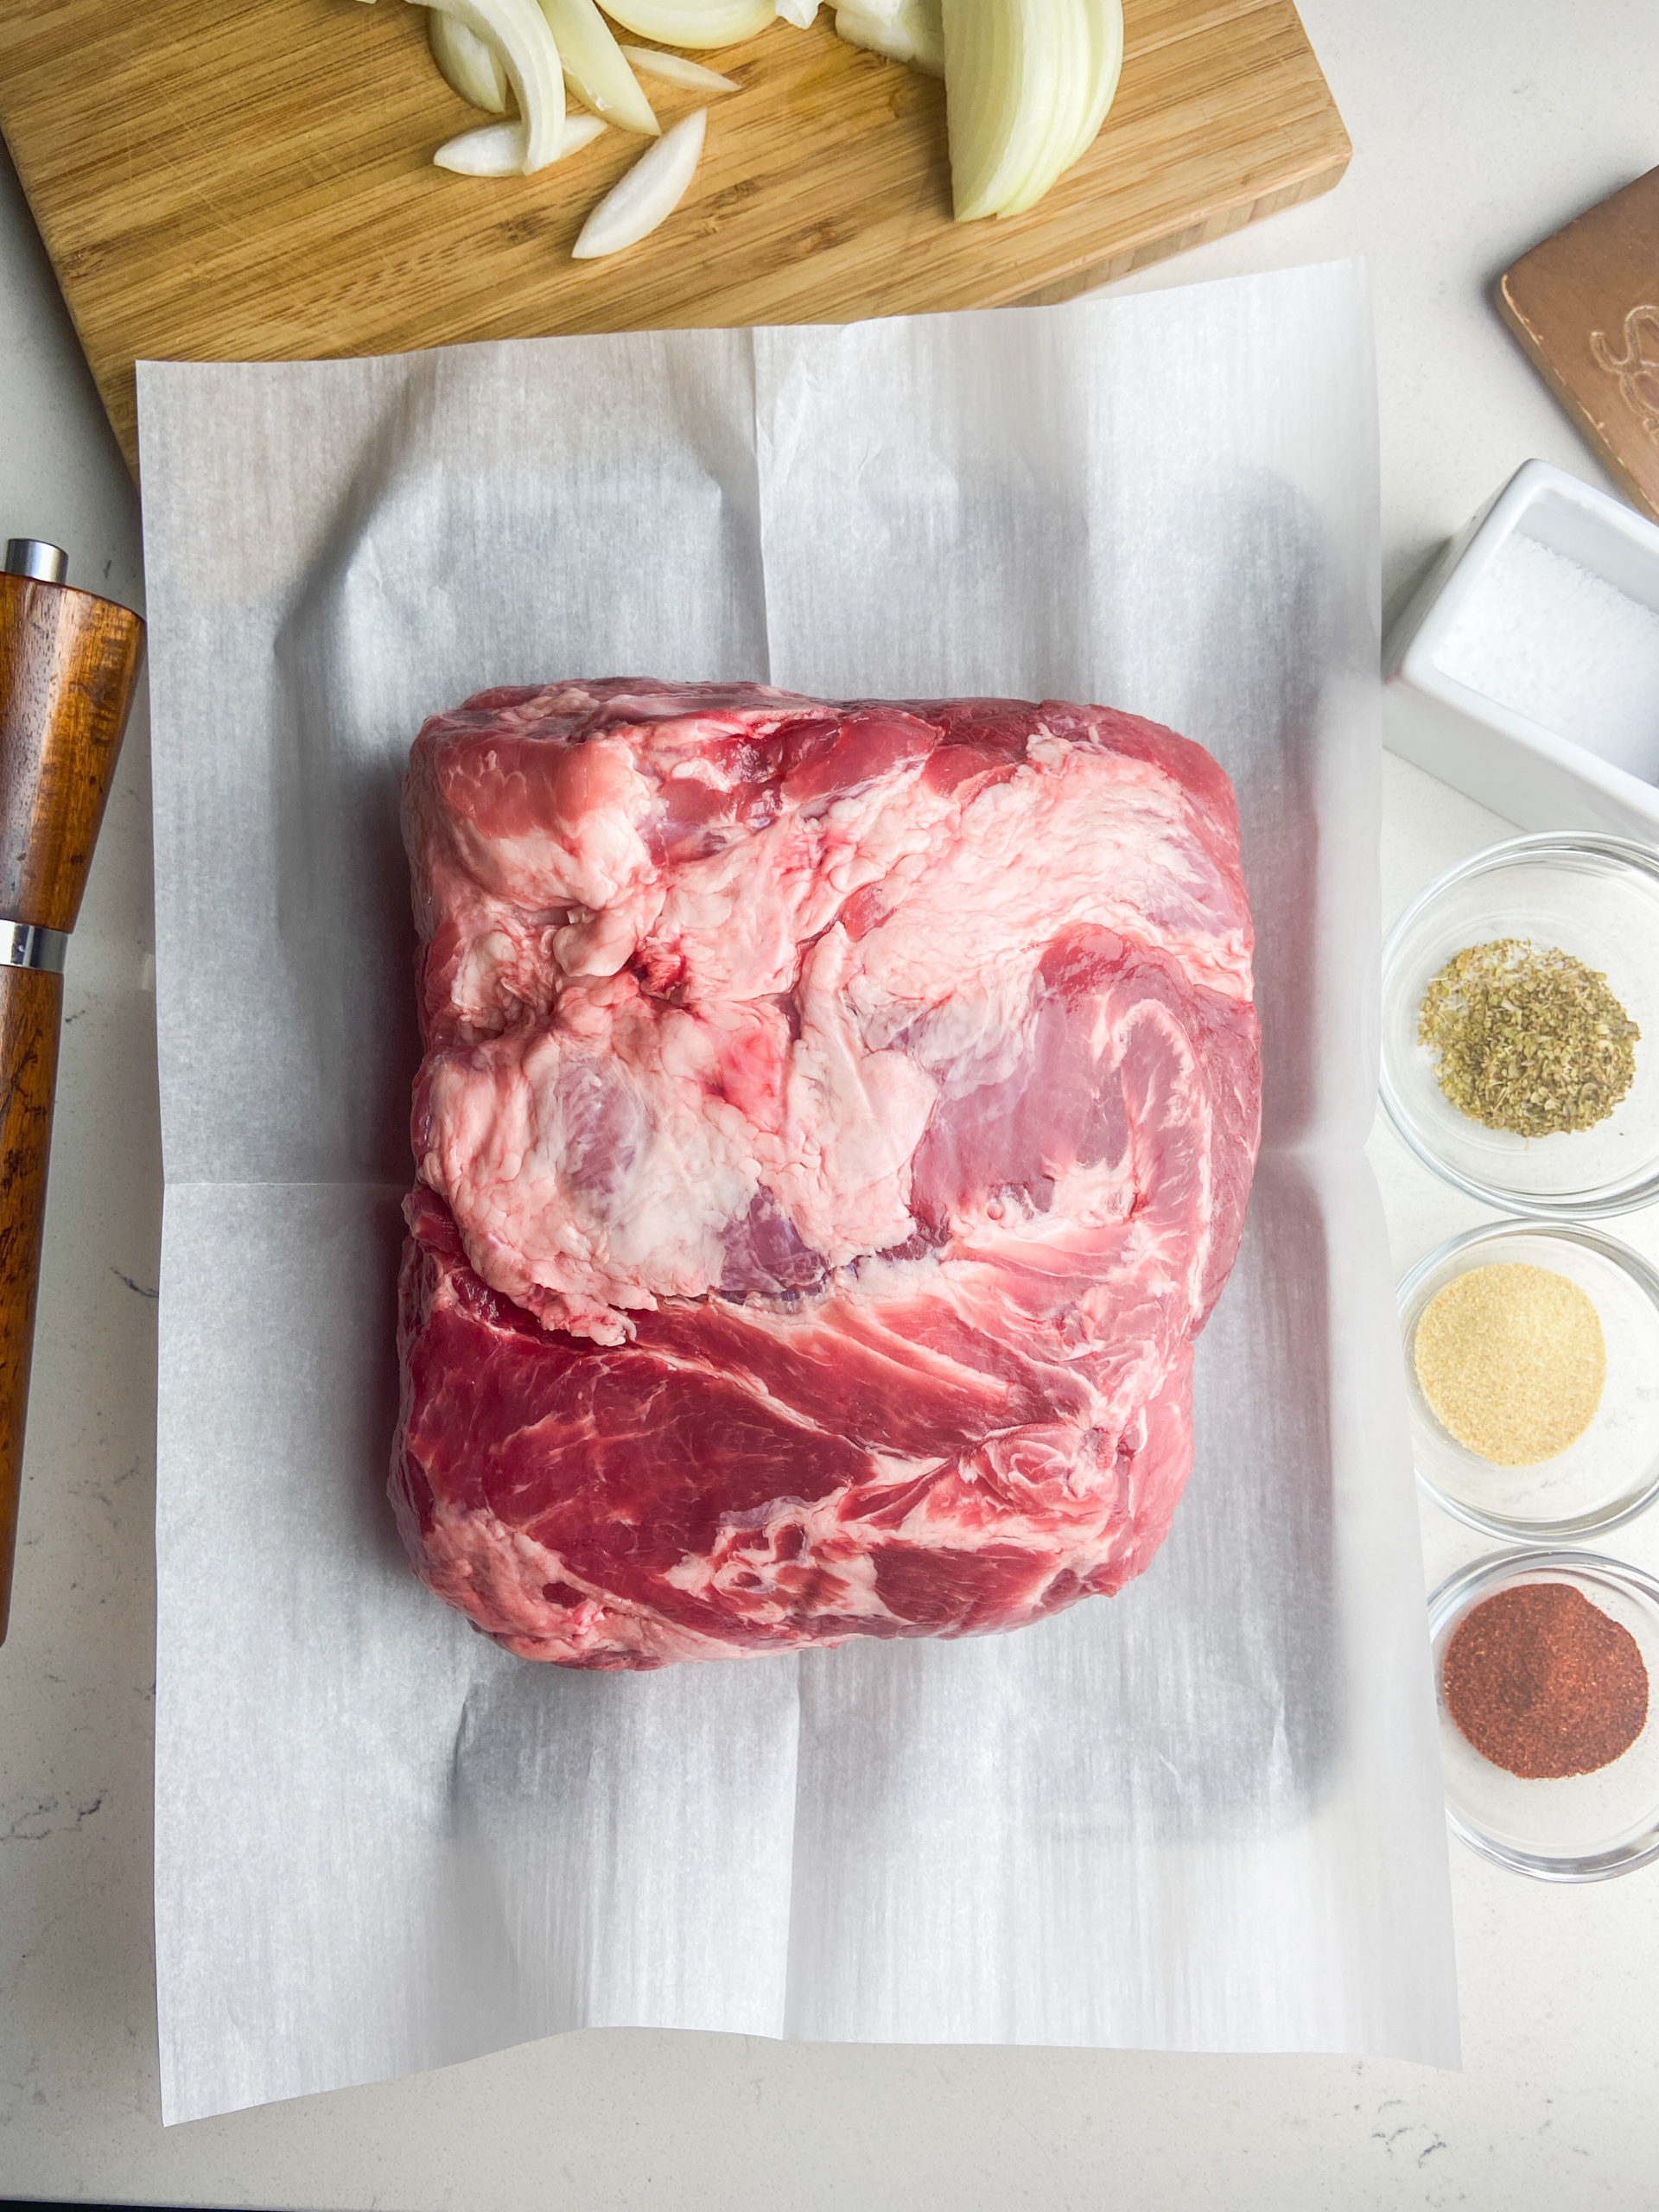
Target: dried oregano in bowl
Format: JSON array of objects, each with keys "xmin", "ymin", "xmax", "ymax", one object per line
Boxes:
[{"xmin": 1418, "ymin": 938, "xmax": 1640, "ymax": 1136}]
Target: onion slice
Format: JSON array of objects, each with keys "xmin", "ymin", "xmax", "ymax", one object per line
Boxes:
[
  {"xmin": 407, "ymin": 0, "xmax": 566, "ymax": 169},
  {"xmin": 618, "ymin": 43, "xmax": 740, "ymax": 90},
  {"xmin": 939, "ymin": 0, "xmax": 1122, "ymax": 219},
  {"xmin": 597, "ymin": 0, "xmax": 775, "ymax": 50},
  {"xmin": 1064, "ymin": 0, "xmax": 1123, "ymax": 169},
  {"xmin": 539, "ymin": 0, "xmax": 659, "ymax": 132},
  {"xmin": 995, "ymin": 0, "xmax": 1086, "ymax": 216},
  {"xmin": 435, "ymin": 110, "xmax": 607, "ymax": 172},
  {"xmin": 429, "ymin": 8, "xmax": 510, "ymax": 110},
  {"xmin": 572, "ymin": 106, "xmax": 706, "ymax": 257},
  {"xmin": 943, "ymin": 0, "xmax": 1072, "ymax": 221}
]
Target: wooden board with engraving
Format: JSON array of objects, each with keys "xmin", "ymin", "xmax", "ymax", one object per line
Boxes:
[
  {"xmin": 0, "ymin": 0, "xmax": 1349, "ymax": 472},
  {"xmin": 1499, "ymin": 167, "xmax": 1659, "ymax": 524}
]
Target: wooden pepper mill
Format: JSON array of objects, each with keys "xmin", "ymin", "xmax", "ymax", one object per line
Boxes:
[{"xmin": 0, "ymin": 538, "xmax": 145, "ymax": 1646}]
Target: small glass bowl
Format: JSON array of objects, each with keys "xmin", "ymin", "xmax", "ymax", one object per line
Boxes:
[
  {"xmin": 1429, "ymin": 1550, "xmax": 1659, "ymax": 1880},
  {"xmin": 1380, "ymin": 833, "xmax": 1659, "ymax": 1216},
  {"xmin": 1399, "ymin": 1220, "xmax": 1659, "ymax": 1542}
]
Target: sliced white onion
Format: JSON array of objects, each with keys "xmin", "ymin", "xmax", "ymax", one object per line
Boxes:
[
  {"xmin": 429, "ymin": 7, "xmax": 511, "ymax": 107},
  {"xmin": 572, "ymin": 106, "xmax": 706, "ymax": 257},
  {"xmin": 408, "ymin": 0, "xmax": 566, "ymax": 169},
  {"xmin": 939, "ymin": 0, "xmax": 995, "ymax": 214},
  {"xmin": 834, "ymin": 1, "xmax": 940, "ymax": 73},
  {"xmin": 539, "ymin": 0, "xmax": 660, "ymax": 131},
  {"xmin": 995, "ymin": 0, "xmax": 1085, "ymax": 215},
  {"xmin": 939, "ymin": 0, "xmax": 1122, "ymax": 219},
  {"xmin": 993, "ymin": 0, "xmax": 1122, "ymax": 210},
  {"xmin": 618, "ymin": 43, "xmax": 740, "ymax": 90},
  {"xmin": 944, "ymin": 0, "xmax": 1068, "ymax": 221},
  {"xmin": 774, "ymin": 0, "xmax": 820, "ymax": 22},
  {"xmin": 1064, "ymin": 0, "xmax": 1123, "ymax": 170},
  {"xmin": 984, "ymin": 3, "xmax": 1059, "ymax": 218},
  {"xmin": 435, "ymin": 110, "xmax": 607, "ymax": 171},
  {"xmin": 597, "ymin": 0, "xmax": 775, "ymax": 50}
]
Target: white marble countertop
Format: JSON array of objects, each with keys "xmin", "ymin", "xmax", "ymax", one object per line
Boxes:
[{"xmin": 3, "ymin": 3, "xmax": 1658, "ymax": 2204}]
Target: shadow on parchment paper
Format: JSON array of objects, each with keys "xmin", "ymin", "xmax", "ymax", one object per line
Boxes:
[
  {"xmin": 1211, "ymin": 484, "xmax": 1340, "ymax": 1154},
  {"xmin": 426, "ymin": 1641, "xmax": 800, "ymax": 2040},
  {"xmin": 1134, "ymin": 1150, "xmax": 1338, "ymax": 1837},
  {"xmin": 350, "ymin": 1186, "xmax": 423, "ymax": 1580},
  {"xmin": 269, "ymin": 376, "xmax": 429, "ymax": 1188},
  {"xmin": 1098, "ymin": 467, "xmax": 1354, "ymax": 1154}
]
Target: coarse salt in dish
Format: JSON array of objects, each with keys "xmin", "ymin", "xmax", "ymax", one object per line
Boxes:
[{"xmin": 1435, "ymin": 532, "xmax": 1659, "ymax": 784}]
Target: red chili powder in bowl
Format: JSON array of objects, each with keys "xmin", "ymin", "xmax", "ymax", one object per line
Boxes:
[{"xmin": 1442, "ymin": 1581, "xmax": 1649, "ymax": 1779}]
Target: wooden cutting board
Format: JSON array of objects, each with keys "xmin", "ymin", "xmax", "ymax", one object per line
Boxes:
[{"xmin": 0, "ymin": 0, "xmax": 1349, "ymax": 471}]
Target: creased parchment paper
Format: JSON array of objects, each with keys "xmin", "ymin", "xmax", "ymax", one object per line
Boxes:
[{"xmin": 139, "ymin": 262, "xmax": 1458, "ymax": 2126}]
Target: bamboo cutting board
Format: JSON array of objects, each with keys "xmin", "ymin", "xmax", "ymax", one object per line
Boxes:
[{"xmin": 0, "ymin": 0, "xmax": 1349, "ymax": 470}]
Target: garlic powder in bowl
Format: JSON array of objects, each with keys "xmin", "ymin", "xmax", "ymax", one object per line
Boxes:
[
  {"xmin": 1414, "ymin": 1262, "xmax": 1605, "ymax": 1465},
  {"xmin": 1399, "ymin": 1220, "xmax": 1659, "ymax": 1542}
]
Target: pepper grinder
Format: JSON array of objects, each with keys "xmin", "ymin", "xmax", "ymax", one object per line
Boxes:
[{"xmin": 0, "ymin": 538, "xmax": 145, "ymax": 1646}]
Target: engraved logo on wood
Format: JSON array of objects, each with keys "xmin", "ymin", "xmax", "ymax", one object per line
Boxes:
[{"xmin": 1591, "ymin": 304, "xmax": 1659, "ymax": 447}]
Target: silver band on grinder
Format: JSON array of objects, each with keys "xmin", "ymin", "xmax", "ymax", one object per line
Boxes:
[
  {"xmin": 3, "ymin": 539, "xmax": 69, "ymax": 585},
  {"xmin": 0, "ymin": 922, "xmax": 68, "ymax": 974}
]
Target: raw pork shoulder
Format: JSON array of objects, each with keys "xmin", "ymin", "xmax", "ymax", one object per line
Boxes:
[{"xmin": 392, "ymin": 681, "xmax": 1261, "ymax": 1669}]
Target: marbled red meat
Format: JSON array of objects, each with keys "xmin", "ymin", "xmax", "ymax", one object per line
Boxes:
[{"xmin": 391, "ymin": 681, "xmax": 1261, "ymax": 1668}]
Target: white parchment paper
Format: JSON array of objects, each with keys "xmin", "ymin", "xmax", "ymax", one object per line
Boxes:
[{"xmin": 139, "ymin": 262, "xmax": 1459, "ymax": 2126}]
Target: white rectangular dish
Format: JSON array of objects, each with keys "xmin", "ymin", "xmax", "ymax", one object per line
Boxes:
[{"xmin": 1383, "ymin": 457, "xmax": 1659, "ymax": 840}]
